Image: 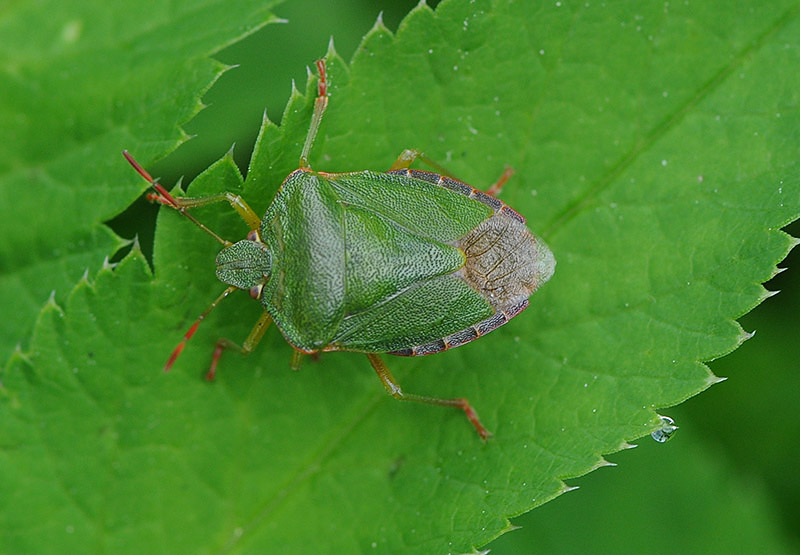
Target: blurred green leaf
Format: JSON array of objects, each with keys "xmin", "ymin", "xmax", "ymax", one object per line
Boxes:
[
  {"xmin": 489, "ymin": 427, "xmax": 797, "ymax": 554},
  {"xmin": 2, "ymin": 0, "xmax": 800, "ymax": 553},
  {"xmin": 0, "ymin": 0, "xmax": 281, "ymax": 361},
  {"xmin": 681, "ymin": 219, "xmax": 800, "ymax": 545}
]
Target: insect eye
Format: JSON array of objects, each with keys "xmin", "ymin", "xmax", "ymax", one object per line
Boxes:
[
  {"xmin": 249, "ymin": 284, "xmax": 264, "ymax": 299},
  {"xmin": 247, "ymin": 229, "xmax": 260, "ymax": 242}
]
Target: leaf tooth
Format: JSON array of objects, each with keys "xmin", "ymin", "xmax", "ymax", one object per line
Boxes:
[
  {"xmin": 101, "ymin": 255, "xmax": 117, "ymax": 272},
  {"xmin": 325, "ymin": 35, "xmax": 338, "ymax": 59},
  {"xmin": 366, "ymin": 9, "xmax": 391, "ymax": 38},
  {"xmin": 288, "ymin": 77, "xmax": 302, "ymax": 102},
  {"xmin": 77, "ymin": 267, "xmax": 92, "ymax": 287},
  {"xmin": 38, "ymin": 290, "xmax": 66, "ymax": 323},
  {"xmin": 7, "ymin": 342, "xmax": 31, "ymax": 368},
  {"xmin": 560, "ymin": 484, "xmax": 580, "ymax": 495},
  {"xmin": 594, "ymin": 457, "xmax": 617, "ymax": 469},
  {"xmin": 760, "ymin": 288, "xmax": 781, "ymax": 301},
  {"xmin": 740, "ymin": 327, "xmax": 757, "ymax": 342},
  {"xmin": 707, "ymin": 374, "xmax": 727, "ymax": 387},
  {"xmin": 770, "ymin": 265, "xmax": 788, "ymax": 278},
  {"xmin": 260, "ymin": 108, "xmax": 276, "ymax": 129},
  {"xmin": 502, "ymin": 521, "xmax": 522, "ymax": 533}
]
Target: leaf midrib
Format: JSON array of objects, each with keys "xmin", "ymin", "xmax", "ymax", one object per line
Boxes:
[{"xmin": 540, "ymin": 3, "xmax": 800, "ymax": 241}]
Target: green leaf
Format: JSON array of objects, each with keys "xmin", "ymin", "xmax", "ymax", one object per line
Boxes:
[
  {"xmin": 0, "ymin": 0, "xmax": 281, "ymax": 362},
  {"xmin": 2, "ymin": 0, "xmax": 800, "ymax": 553}
]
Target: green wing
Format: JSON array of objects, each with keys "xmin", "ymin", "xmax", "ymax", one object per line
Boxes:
[{"xmin": 331, "ymin": 273, "xmax": 494, "ymax": 352}]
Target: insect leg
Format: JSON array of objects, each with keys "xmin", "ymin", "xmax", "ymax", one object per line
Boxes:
[
  {"xmin": 299, "ymin": 59, "xmax": 329, "ymax": 169},
  {"xmin": 365, "ymin": 353, "xmax": 492, "ymax": 441},
  {"xmin": 205, "ymin": 310, "xmax": 273, "ymax": 381},
  {"xmin": 158, "ymin": 192, "xmax": 261, "ymax": 231},
  {"xmin": 164, "ymin": 286, "xmax": 238, "ymax": 373},
  {"xmin": 485, "ymin": 166, "xmax": 515, "ymax": 197},
  {"xmin": 289, "ymin": 349, "xmax": 305, "ymax": 371}
]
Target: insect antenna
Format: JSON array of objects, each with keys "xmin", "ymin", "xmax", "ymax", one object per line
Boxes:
[
  {"xmin": 164, "ymin": 285, "xmax": 238, "ymax": 372},
  {"xmin": 122, "ymin": 150, "xmax": 230, "ymax": 246}
]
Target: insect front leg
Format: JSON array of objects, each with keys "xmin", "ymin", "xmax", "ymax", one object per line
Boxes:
[
  {"xmin": 205, "ymin": 311, "xmax": 273, "ymax": 381},
  {"xmin": 365, "ymin": 354, "xmax": 492, "ymax": 441}
]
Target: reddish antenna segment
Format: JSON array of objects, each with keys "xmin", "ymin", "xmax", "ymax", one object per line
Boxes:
[
  {"xmin": 122, "ymin": 150, "xmax": 180, "ymax": 208},
  {"xmin": 122, "ymin": 150, "xmax": 230, "ymax": 246}
]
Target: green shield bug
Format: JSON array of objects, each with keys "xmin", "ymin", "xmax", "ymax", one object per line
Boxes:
[{"xmin": 123, "ymin": 59, "xmax": 555, "ymax": 440}]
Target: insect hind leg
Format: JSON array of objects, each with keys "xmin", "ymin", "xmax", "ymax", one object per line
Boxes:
[{"xmin": 365, "ymin": 353, "xmax": 492, "ymax": 441}]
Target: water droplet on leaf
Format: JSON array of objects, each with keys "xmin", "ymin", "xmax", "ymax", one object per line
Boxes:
[{"xmin": 651, "ymin": 415, "xmax": 678, "ymax": 443}]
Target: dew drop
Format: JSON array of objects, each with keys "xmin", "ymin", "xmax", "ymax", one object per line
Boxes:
[{"xmin": 651, "ymin": 415, "xmax": 678, "ymax": 443}]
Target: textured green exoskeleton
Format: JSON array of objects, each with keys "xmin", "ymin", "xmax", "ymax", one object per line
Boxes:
[{"xmin": 123, "ymin": 59, "xmax": 555, "ymax": 440}]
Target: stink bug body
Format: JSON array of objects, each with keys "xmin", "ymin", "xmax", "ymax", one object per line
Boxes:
[{"xmin": 124, "ymin": 59, "xmax": 555, "ymax": 440}]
